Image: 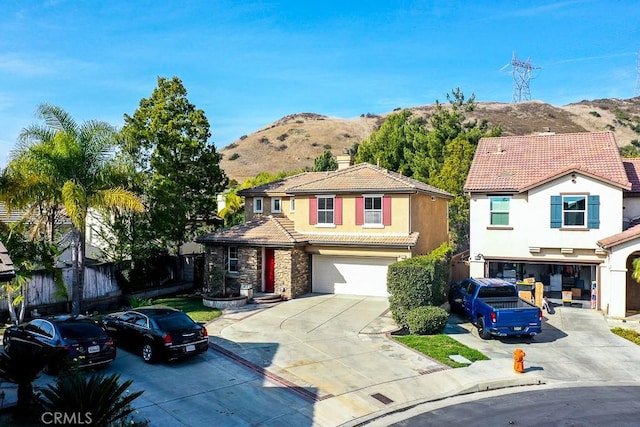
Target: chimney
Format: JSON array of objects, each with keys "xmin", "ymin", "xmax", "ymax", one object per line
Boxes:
[{"xmin": 337, "ymin": 155, "xmax": 353, "ymax": 170}]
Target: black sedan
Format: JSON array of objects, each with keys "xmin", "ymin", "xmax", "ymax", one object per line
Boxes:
[
  {"xmin": 101, "ymin": 306, "xmax": 208, "ymax": 363},
  {"xmin": 2, "ymin": 315, "xmax": 116, "ymax": 374}
]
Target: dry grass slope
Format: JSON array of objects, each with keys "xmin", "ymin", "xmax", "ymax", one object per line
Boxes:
[{"xmin": 219, "ymin": 98, "xmax": 640, "ymax": 182}]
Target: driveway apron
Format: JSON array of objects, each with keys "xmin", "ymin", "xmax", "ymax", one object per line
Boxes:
[{"xmin": 209, "ymin": 294, "xmax": 443, "ymax": 399}]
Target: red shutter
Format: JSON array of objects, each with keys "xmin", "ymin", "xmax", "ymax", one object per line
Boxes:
[
  {"xmin": 335, "ymin": 197, "xmax": 343, "ymax": 225},
  {"xmin": 309, "ymin": 197, "xmax": 317, "ymax": 225},
  {"xmin": 355, "ymin": 197, "xmax": 364, "ymax": 225},
  {"xmin": 383, "ymin": 196, "xmax": 392, "ymax": 226}
]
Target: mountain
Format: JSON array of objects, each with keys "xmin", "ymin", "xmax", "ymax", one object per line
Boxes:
[{"xmin": 219, "ymin": 98, "xmax": 640, "ymax": 183}]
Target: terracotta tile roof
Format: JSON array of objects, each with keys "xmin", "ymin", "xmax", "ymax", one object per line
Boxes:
[
  {"xmin": 0, "ymin": 241, "xmax": 15, "ymax": 281},
  {"xmin": 597, "ymin": 224, "xmax": 640, "ymax": 249},
  {"xmin": 197, "ymin": 216, "xmax": 305, "ymax": 246},
  {"xmin": 197, "ymin": 217, "xmax": 419, "ymax": 248},
  {"xmin": 464, "ymin": 132, "xmax": 631, "ymax": 193},
  {"xmin": 237, "ymin": 172, "xmax": 327, "ymax": 197},
  {"xmin": 287, "ymin": 163, "xmax": 453, "ymax": 198},
  {"xmin": 623, "ymin": 159, "xmax": 640, "ymax": 193},
  {"xmin": 303, "ymin": 232, "xmax": 419, "ymax": 247}
]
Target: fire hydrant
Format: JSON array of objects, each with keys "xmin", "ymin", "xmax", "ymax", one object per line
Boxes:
[{"xmin": 513, "ymin": 348, "xmax": 526, "ymax": 373}]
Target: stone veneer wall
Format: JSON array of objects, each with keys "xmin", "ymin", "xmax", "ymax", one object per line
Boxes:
[
  {"xmin": 203, "ymin": 246, "xmax": 225, "ymax": 293},
  {"xmin": 203, "ymin": 246, "xmax": 259, "ymax": 295},
  {"xmin": 274, "ymin": 247, "xmax": 309, "ymax": 299},
  {"xmin": 290, "ymin": 247, "xmax": 310, "ymax": 298},
  {"xmin": 231, "ymin": 247, "xmax": 258, "ymax": 294}
]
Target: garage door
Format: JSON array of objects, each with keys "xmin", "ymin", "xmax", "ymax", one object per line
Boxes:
[{"xmin": 312, "ymin": 255, "xmax": 396, "ymax": 296}]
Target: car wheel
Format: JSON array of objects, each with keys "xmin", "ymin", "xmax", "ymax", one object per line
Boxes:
[
  {"xmin": 477, "ymin": 317, "xmax": 491, "ymax": 340},
  {"xmin": 141, "ymin": 342, "xmax": 156, "ymax": 363}
]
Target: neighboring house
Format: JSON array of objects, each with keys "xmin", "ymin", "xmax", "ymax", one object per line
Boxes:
[
  {"xmin": 0, "ymin": 241, "xmax": 15, "ymax": 282},
  {"xmin": 465, "ymin": 131, "xmax": 640, "ymax": 318},
  {"xmin": 197, "ymin": 157, "xmax": 453, "ymax": 299}
]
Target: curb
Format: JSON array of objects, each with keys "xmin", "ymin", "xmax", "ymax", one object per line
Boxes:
[{"xmin": 340, "ymin": 376, "xmax": 547, "ymax": 427}]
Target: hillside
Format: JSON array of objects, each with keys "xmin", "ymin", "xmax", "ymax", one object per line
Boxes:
[{"xmin": 219, "ymin": 98, "xmax": 640, "ymax": 182}]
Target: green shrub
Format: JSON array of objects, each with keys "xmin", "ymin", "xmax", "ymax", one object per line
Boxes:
[
  {"xmin": 129, "ymin": 297, "xmax": 152, "ymax": 308},
  {"xmin": 387, "ymin": 242, "xmax": 452, "ymax": 328},
  {"xmin": 406, "ymin": 306, "xmax": 449, "ymax": 335},
  {"xmin": 611, "ymin": 327, "xmax": 640, "ymax": 345},
  {"xmin": 229, "ymin": 153, "xmax": 240, "ymax": 161}
]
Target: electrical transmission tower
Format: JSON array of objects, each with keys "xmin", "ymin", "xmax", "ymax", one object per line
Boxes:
[
  {"xmin": 635, "ymin": 50, "xmax": 640, "ymax": 97},
  {"xmin": 506, "ymin": 52, "xmax": 540, "ymax": 103}
]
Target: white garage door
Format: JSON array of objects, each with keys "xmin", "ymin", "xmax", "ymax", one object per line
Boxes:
[{"xmin": 312, "ymin": 255, "xmax": 396, "ymax": 296}]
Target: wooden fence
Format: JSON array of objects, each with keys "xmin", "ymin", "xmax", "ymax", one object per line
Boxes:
[{"xmin": 0, "ymin": 263, "xmax": 121, "ymax": 312}]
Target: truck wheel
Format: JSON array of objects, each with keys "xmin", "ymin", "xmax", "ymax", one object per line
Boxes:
[
  {"xmin": 477, "ymin": 317, "xmax": 491, "ymax": 340},
  {"xmin": 448, "ymin": 292, "xmax": 459, "ymax": 314}
]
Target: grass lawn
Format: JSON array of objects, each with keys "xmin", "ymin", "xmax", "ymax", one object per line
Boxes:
[
  {"xmin": 393, "ymin": 334, "xmax": 489, "ymax": 368},
  {"xmin": 151, "ymin": 295, "xmax": 222, "ymax": 323}
]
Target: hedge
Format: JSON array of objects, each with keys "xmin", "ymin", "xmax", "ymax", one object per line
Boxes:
[
  {"xmin": 387, "ymin": 242, "xmax": 452, "ymax": 328},
  {"xmin": 406, "ymin": 306, "xmax": 449, "ymax": 335}
]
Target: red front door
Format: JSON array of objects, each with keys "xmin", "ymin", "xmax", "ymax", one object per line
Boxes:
[{"xmin": 265, "ymin": 248, "xmax": 275, "ymax": 293}]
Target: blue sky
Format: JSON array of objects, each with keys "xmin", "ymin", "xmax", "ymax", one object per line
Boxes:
[{"xmin": 1, "ymin": 0, "xmax": 638, "ymax": 167}]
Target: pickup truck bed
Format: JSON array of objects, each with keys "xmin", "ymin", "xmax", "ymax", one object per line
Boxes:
[{"xmin": 480, "ymin": 298, "xmax": 533, "ymax": 310}]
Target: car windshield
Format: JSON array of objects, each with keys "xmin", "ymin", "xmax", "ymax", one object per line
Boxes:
[
  {"xmin": 154, "ymin": 313, "xmax": 196, "ymax": 331},
  {"xmin": 57, "ymin": 321, "xmax": 106, "ymax": 340}
]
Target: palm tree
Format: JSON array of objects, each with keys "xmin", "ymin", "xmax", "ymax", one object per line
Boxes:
[
  {"xmin": 38, "ymin": 371, "xmax": 145, "ymax": 427},
  {"xmin": 6, "ymin": 104, "xmax": 144, "ymax": 314}
]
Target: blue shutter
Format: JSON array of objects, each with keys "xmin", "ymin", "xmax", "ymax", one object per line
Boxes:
[
  {"xmin": 550, "ymin": 195, "xmax": 562, "ymax": 228},
  {"xmin": 588, "ymin": 195, "xmax": 600, "ymax": 229}
]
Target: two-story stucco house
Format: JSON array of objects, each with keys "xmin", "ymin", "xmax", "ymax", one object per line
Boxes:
[
  {"xmin": 465, "ymin": 131, "xmax": 640, "ymax": 318},
  {"xmin": 197, "ymin": 157, "xmax": 453, "ymax": 299}
]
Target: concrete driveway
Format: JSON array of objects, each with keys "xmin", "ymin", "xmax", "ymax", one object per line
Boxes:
[
  {"xmin": 210, "ymin": 294, "xmax": 443, "ymax": 400},
  {"xmin": 446, "ymin": 304, "xmax": 640, "ymax": 383}
]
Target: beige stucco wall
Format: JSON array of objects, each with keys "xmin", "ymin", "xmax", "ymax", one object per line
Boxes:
[
  {"xmin": 245, "ymin": 196, "xmax": 294, "ymax": 221},
  {"xmin": 410, "ymin": 193, "xmax": 449, "ymax": 255},
  {"xmin": 305, "ymin": 245, "xmax": 411, "ymax": 260},
  {"xmin": 294, "ymin": 194, "xmax": 410, "ymax": 234}
]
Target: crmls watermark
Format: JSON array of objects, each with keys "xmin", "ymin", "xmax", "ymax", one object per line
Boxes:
[{"xmin": 41, "ymin": 412, "xmax": 93, "ymax": 425}]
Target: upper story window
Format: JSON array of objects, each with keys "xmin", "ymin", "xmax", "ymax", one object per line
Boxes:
[
  {"xmin": 317, "ymin": 196, "xmax": 334, "ymax": 224},
  {"xmin": 271, "ymin": 197, "xmax": 282, "ymax": 213},
  {"xmin": 356, "ymin": 195, "xmax": 391, "ymax": 226},
  {"xmin": 550, "ymin": 194, "xmax": 599, "ymax": 229},
  {"xmin": 490, "ymin": 196, "xmax": 510, "ymax": 226},
  {"xmin": 253, "ymin": 197, "xmax": 263, "ymax": 213},
  {"xmin": 228, "ymin": 246, "xmax": 238, "ymax": 272},
  {"xmin": 290, "ymin": 197, "xmax": 296, "ymax": 212},
  {"xmin": 364, "ymin": 195, "xmax": 383, "ymax": 225},
  {"xmin": 563, "ymin": 195, "xmax": 585, "ymax": 227}
]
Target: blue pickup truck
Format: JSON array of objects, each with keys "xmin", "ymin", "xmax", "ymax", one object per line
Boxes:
[{"xmin": 449, "ymin": 277, "xmax": 543, "ymax": 340}]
